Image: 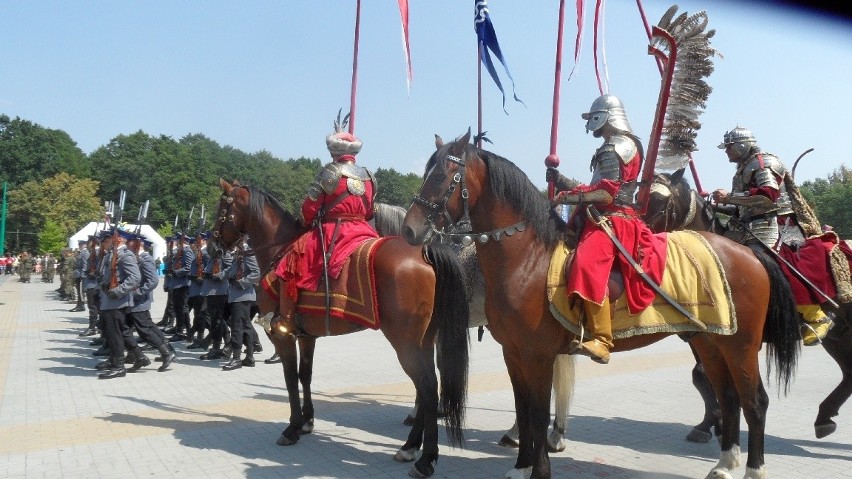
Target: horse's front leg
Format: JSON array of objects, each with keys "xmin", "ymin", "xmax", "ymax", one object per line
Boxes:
[
  {"xmin": 504, "ymin": 352, "xmax": 553, "ymax": 479},
  {"xmin": 394, "ymin": 350, "xmax": 439, "ymax": 478},
  {"xmin": 274, "ymin": 333, "xmax": 305, "ymax": 446},
  {"xmin": 815, "ymin": 329, "xmax": 851, "ymax": 438},
  {"xmin": 298, "ymin": 336, "xmax": 316, "ymax": 434}
]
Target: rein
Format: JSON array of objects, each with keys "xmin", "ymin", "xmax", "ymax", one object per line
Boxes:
[{"xmin": 413, "ymin": 149, "xmax": 527, "ymax": 246}]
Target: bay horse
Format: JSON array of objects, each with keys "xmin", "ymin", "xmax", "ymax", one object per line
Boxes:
[
  {"xmin": 647, "ymin": 168, "xmax": 852, "ymax": 440},
  {"xmin": 401, "ymin": 132, "xmax": 800, "ymax": 479},
  {"xmin": 211, "ymin": 179, "xmax": 470, "ymax": 478}
]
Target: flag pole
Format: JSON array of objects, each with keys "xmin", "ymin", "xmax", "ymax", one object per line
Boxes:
[
  {"xmin": 477, "ymin": 42, "xmax": 483, "ymax": 149},
  {"xmin": 0, "ymin": 182, "xmax": 7, "ymax": 255},
  {"xmin": 545, "ymin": 0, "xmax": 567, "ymax": 200},
  {"xmin": 349, "ymin": 0, "xmax": 362, "ymax": 135}
]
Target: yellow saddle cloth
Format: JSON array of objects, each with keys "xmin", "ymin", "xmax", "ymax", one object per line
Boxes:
[{"xmin": 547, "ymin": 230, "xmax": 737, "ymax": 339}]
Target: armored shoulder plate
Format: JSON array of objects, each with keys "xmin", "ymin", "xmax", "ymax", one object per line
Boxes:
[
  {"xmin": 740, "ymin": 153, "xmax": 781, "ymax": 190},
  {"xmin": 609, "ymin": 135, "xmax": 639, "ymax": 164},
  {"xmin": 590, "ymin": 145, "xmax": 622, "ymax": 183}
]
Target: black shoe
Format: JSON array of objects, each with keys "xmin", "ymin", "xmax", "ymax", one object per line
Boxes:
[
  {"xmin": 78, "ymin": 328, "xmax": 97, "ymax": 337},
  {"xmin": 200, "ymin": 349, "xmax": 225, "ymax": 360},
  {"xmin": 158, "ymin": 346, "xmax": 176, "ymax": 372},
  {"xmin": 186, "ymin": 340, "xmax": 206, "ymax": 350},
  {"xmin": 95, "ymin": 359, "xmax": 113, "ymax": 371},
  {"xmin": 129, "ymin": 355, "xmax": 151, "ymax": 372},
  {"xmin": 69, "ymin": 305, "xmax": 86, "ymax": 312},
  {"xmin": 98, "ymin": 367, "xmax": 126, "ymax": 379},
  {"xmin": 92, "ymin": 346, "xmax": 110, "ymax": 357},
  {"xmin": 168, "ymin": 333, "xmax": 187, "ymax": 343},
  {"xmin": 241, "ymin": 357, "xmax": 256, "ymax": 367},
  {"xmin": 264, "ymin": 353, "xmax": 281, "ymax": 364},
  {"xmin": 164, "ymin": 327, "xmax": 178, "ymax": 335},
  {"xmin": 124, "ymin": 354, "xmax": 136, "ymax": 365},
  {"xmin": 253, "ymin": 342, "xmax": 263, "ymax": 353},
  {"xmin": 222, "ymin": 358, "xmax": 242, "ymax": 371},
  {"xmin": 90, "ymin": 337, "xmax": 104, "ymax": 346}
]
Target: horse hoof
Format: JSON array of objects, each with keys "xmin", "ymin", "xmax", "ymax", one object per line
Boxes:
[
  {"xmin": 704, "ymin": 469, "xmax": 733, "ymax": 479},
  {"xmin": 403, "ymin": 414, "xmax": 416, "ymax": 426},
  {"xmin": 276, "ymin": 434, "xmax": 298, "ymax": 446},
  {"xmin": 505, "ymin": 467, "xmax": 532, "ymax": 479},
  {"xmin": 394, "ymin": 448, "xmax": 418, "ymax": 463},
  {"xmin": 497, "ymin": 434, "xmax": 520, "ymax": 448},
  {"xmin": 814, "ymin": 421, "xmax": 837, "ymax": 439},
  {"xmin": 301, "ymin": 419, "xmax": 314, "ymax": 434},
  {"xmin": 686, "ymin": 427, "xmax": 713, "ymax": 443},
  {"xmin": 546, "ymin": 438, "xmax": 566, "ymax": 453},
  {"xmin": 408, "ymin": 458, "xmax": 435, "ymax": 478}
]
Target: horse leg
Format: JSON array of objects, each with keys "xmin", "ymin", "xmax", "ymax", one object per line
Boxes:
[
  {"xmin": 547, "ymin": 354, "xmax": 575, "ymax": 453},
  {"xmin": 727, "ymin": 354, "xmax": 769, "ymax": 479},
  {"xmin": 275, "ymin": 334, "xmax": 305, "ymax": 446},
  {"xmin": 505, "ymin": 355, "xmax": 553, "ymax": 479},
  {"xmin": 688, "ymin": 343, "xmax": 723, "ymax": 443},
  {"xmin": 815, "ymin": 327, "xmax": 851, "ymax": 438},
  {"xmin": 298, "ymin": 337, "xmax": 316, "ymax": 434},
  {"xmin": 394, "ymin": 349, "xmax": 440, "ymax": 478}
]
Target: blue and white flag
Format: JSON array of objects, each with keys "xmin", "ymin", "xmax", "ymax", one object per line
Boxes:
[{"xmin": 475, "ymin": 0, "xmax": 524, "ymax": 111}]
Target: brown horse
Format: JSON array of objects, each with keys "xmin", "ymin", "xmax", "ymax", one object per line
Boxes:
[
  {"xmin": 401, "ymin": 132, "xmax": 800, "ymax": 479},
  {"xmin": 211, "ymin": 179, "xmax": 470, "ymax": 478},
  {"xmin": 647, "ymin": 168, "xmax": 852, "ymax": 440}
]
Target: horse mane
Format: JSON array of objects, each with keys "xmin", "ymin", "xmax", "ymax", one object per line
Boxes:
[
  {"xmin": 246, "ymin": 185, "xmax": 301, "ymax": 229},
  {"xmin": 429, "ymin": 142, "xmax": 559, "ymax": 248},
  {"xmin": 374, "ymin": 203, "xmax": 407, "ymax": 236}
]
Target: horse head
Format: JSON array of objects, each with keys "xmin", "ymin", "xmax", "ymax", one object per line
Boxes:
[
  {"xmin": 644, "ymin": 168, "xmax": 691, "ymax": 233},
  {"xmin": 210, "ymin": 178, "xmax": 249, "ymax": 256},
  {"xmin": 403, "ymin": 130, "xmax": 479, "ymax": 245}
]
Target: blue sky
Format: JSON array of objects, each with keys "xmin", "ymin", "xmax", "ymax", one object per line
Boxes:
[{"xmin": 2, "ymin": 1, "xmax": 850, "ymax": 193}]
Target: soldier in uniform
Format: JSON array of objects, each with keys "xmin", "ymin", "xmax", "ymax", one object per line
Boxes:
[
  {"xmin": 43, "ymin": 253, "xmax": 56, "ymax": 283},
  {"xmin": 165, "ymin": 233, "xmax": 194, "ymax": 341},
  {"xmin": 61, "ymin": 249, "xmax": 77, "ymax": 301},
  {"xmin": 223, "ymin": 241, "xmax": 261, "ymax": 370},
  {"xmin": 157, "ymin": 236, "xmax": 176, "ymax": 328},
  {"xmin": 186, "ymin": 233, "xmax": 211, "ymax": 349},
  {"xmin": 126, "ymin": 232, "xmax": 176, "ymax": 371},
  {"xmin": 18, "ymin": 252, "xmax": 33, "ymax": 283},
  {"xmin": 95, "ymin": 229, "xmax": 142, "ymax": 379},
  {"xmin": 199, "ymin": 247, "xmax": 232, "ymax": 360},
  {"xmin": 549, "ymin": 94, "xmax": 665, "ymax": 364},
  {"xmin": 70, "ymin": 240, "xmax": 87, "ymax": 312},
  {"xmin": 712, "ymin": 126, "xmax": 836, "ymax": 345},
  {"xmin": 78, "ymin": 236, "xmax": 102, "ymax": 337},
  {"xmin": 270, "ymin": 125, "xmax": 379, "ymax": 336}
]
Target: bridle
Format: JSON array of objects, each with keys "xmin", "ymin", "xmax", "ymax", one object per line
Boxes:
[
  {"xmin": 646, "ymin": 178, "xmax": 715, "ymax": 233},
  {"xmin": 212, "ymin": 184, "xmax": 287, "ymax": 270},
  {"xmin": 411, "ymin": 147, "xmax": 526, "ymax": 246}
]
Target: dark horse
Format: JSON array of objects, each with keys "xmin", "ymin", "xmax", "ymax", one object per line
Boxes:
[
  {"xmin": 646, "ymin": 168, "xmax": 852, "ymax": 440},
  {"xmin": 210, "ymin": 179, "xmax": 470, "ymax": 478},
  {"xmin": 401, "ymin": 132, "xmax": 800, "ymax": 479}
]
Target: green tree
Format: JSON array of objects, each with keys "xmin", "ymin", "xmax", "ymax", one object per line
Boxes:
[
  {"xmin": 0, "ymin": 114, "xmax": 90, "ymax": 187},
  {"xmin": 800, "ymin": 165, "xmax": 852, "ymax": 238},
  {"xmin": 38, "ymin": 220, "xmax": 66, "ymax": 255},
  {"xmin": 374, "ymin": 168, "xmax": 422, "ymax": 207}
]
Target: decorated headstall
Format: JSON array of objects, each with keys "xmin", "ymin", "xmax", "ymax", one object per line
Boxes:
[
  {"xmin": 212, "ymin": 184, "xmax": 244, "ymax": 250},
  {"xmin": 412, "ymin": 147, "xmax": 526, "ymax": 247}
]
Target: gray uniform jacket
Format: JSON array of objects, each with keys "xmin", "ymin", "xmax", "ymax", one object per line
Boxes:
[
  {"xmin": 170, "ymin": 244, "xmax": 195, "ymax": 289},
  {"xmin": 227, "ymin": 252, "xmax": 260, "ymax": 303},
  {"xmin": 130, "ymin": 251, "xmax": 159, "ymax": 313},
  {"xmin": 200, "ymin": 252, "xmax": 232, "ymax": 297},
  {"xmin": 73, "ymin": 249, "xmax": 85, "ymax": 279},
  {"xmin": 98, "ymin": 245, "xmax": 141, "ymax": 311},
  {"xmin": 78, "ymin": 248, "xmax": 100, "ymax": 291},
  {"xmin": 188, "ymin": 248, "xmax": 210, "ymax": 298}
]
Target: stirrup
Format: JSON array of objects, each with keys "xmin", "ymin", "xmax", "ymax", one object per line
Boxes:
[{"xmin": 801, "ymin": 318, "xmax": 834, "ymax": 346}]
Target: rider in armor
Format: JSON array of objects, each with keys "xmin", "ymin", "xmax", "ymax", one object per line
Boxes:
[
  {"xmin": 712, "ymin": 126, "xmax": 836, "ymax": 345},
  {"xmin": 549, "ymin": 94, "xmax": 666, "ymax": 364},
  {"xmin": 272, "ymin": 122, "xmax": 379, "ymax": 334}
]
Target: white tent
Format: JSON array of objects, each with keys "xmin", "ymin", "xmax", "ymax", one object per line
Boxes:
[{"xmin": 68, "ymin": 222, "xmax": 167, "ymax": 261}]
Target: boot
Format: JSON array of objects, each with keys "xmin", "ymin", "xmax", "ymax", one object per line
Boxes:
[
  {"xmin": 128, "ymin": 347, "xmax": 151, "ymax": 372},
  {"xmin": 90, "ymin": 337, "xmax": 104, "ymax": 346},
  {"xmin": 241, "ymin": 355, "xmax": 256, "ymax": 367},
  {"xmin": 222, "ymin": 356, "xmax": 243, "ymax": 371},
  {"xmin": 799, "ymin": 305, "xmax": 834, "ymax": 346},
  {"xmin": 157, "ymin": 343, "xmax": 176, "ymax": 372},
  {"xmin": 570, "ymin": 299, "xmax": 613, "ymax": 364},
  {"xmin": 95, "ymin": 359, "xmax": 113, "ymax": 370},
  {"xmin": 92, "ymin": 345, "xmax": 110, "ymax": 357},
  {"xmin": 272, "ymin": 287, "xmax": 297, "ymax": 337},
  {"xmin": 98, "ymin": 357, "xmax": 126, "ymax": 379},
  {"xmin": 264, "ymin": 353, "xmax": 281, "ymax": 364},
  {"xmin": 200, "ymin": 348, "xmax": 225, "ymax": 360},
  {"xmin": 78, "ymin": 328, "xmax": 97, "ymax": 337},
  {"xmin": 253, "ymin": 341, "xmax": 263, "ymax": 353},
  {"xmin": 69, "ymin": 304, "xmax": 86, "ymax": 312}
]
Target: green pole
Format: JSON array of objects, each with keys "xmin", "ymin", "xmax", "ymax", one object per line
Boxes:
[{"xmin": 0, "ymin": 182, "xmax": 7, "ymax": 255}]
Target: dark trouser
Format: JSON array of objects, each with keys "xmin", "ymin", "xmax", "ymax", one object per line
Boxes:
[
  {"xmin": 189, "ymin": 295, "xmax": 209, "ymax": 338},
  {"xmin": 74, "ymin": 279, "xmax": 84, "ymax": 306},
  {"xmin": 103, "ymin": 307, "xmax": 137, "ymax": 361},
  {"xmin": 127, "ymin": 310, "xmax": 167, "ymax": 348},
  {"xmin": 86, "ymin": 288, "xmax": 100, "ymax": 330},
  {"xmin": 161, "ymin": 289, "xmax": 174, "ymax": 324},
  {"xmin": 171, "ymin": 286, "xmax": 191, "ymax": 333},
  {"xmin": 228, "ymin": 301, "xmax": 253, "ymax": 359},
  {"xmin": 206, "ymin": 295, "xmax": 228, "ymax": 349}
]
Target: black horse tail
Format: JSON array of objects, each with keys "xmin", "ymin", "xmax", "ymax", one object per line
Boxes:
[
  {"xmin": 752, "ymin": 246, "xmax": 800, "ymax": 394},
  {"xmin": 424, "ymin": 242, "xmax": 470, "ymax": 447}
]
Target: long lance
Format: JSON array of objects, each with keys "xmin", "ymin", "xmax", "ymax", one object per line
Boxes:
[
  {"xmin": 588, "ymin": 205, "xmax": 708, "ymax": 330},
  {"xmin": 730, "ymin": 216, "xmax": 839, "ymax": 308},
  {"xmin": 348, "ymin": 0, "xmax": 362, "ymax": 135},
  {"xmin": 544, "ymin": 0, "xmax": 568, "ymax": 200}
]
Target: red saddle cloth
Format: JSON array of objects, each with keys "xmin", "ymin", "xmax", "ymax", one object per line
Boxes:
[{"xmin": 261, "ymin": 237, "xmax": 391, "ymax": 330}]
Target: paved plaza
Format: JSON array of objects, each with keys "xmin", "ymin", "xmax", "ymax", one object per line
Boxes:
[{"xmin": 0, "ymin": 274, "xmax": 849, "ymax": 478}]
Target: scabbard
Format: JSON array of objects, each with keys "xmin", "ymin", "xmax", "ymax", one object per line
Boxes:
[{"xmin": 587, "ymin": 205, "xmax": 707, "ymax": 330}]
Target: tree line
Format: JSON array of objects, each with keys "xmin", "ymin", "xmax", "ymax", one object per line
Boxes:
[
  {"xmin": 0, "ymin": 115, "xmax": 422, "ymax": 254},
  {"xmin": 2, "ymin": 114, "xmax": 850, "ymax": 255}
]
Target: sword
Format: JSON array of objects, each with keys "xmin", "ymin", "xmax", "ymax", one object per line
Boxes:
[
  {"xmin": 587, "ymin": 205, "xmax": 708, "ymax": 330},
  {"xmin": 316, "ymin": 207, "xmax": 332, "ymax": 336},
  {"xmin": 730, "ymin": 216, "xmax": 839, "ymax": 308}
]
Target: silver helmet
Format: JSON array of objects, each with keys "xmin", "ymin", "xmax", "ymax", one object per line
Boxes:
[
  {"xmin": 718, "ymin": 126, "xmax": 757, "ymax": 161},
  {"xmin": 581, "ymin": 94, "xmax": 633, "ymax": 134}
]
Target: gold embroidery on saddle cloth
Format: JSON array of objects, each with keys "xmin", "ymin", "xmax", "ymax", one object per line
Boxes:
[{"xmin": 547, "ymin": 230, "xmax": 737, "ymax": 339}]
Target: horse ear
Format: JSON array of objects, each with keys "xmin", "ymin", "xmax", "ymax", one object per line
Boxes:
[
  {"xmin": 220, "ymin": 178, "xmax": 231, "ymax": 192},
  {"xmin": 671, "ymin": 168, "xmax": 686, "ymax": 183},
  {"xmin": 435, "ymin": 134, "xmax": 444, "ymax": 149},
  {"xmin": 459, "ymin": 128, "xmax": 472, "ymax": 146},
  {"xmin": 233, "ymin": 179, "xmax": 242, "ymax": 187}
]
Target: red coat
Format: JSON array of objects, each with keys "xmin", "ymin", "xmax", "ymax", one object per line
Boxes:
[
  {"xmin": 275, "ymin": 175, "xmax": 378, "ymax": 300},
  {"xmin": 565, "ymin": 149, "xmax": 667, "ymax": 313}
]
